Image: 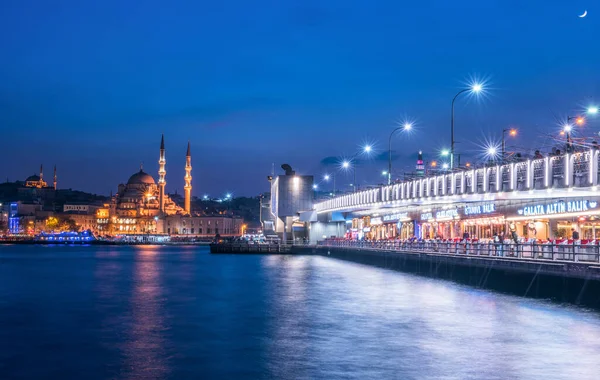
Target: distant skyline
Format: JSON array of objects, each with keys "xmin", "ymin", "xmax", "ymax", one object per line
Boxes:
[{"xmin": 1, "ymin": 1, "xmax": 598, "ymax": 196}]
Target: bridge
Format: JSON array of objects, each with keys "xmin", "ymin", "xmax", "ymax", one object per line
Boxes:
[{"xmin": 314, "ymin": 149, "xmax": 600, "ymax": 213}]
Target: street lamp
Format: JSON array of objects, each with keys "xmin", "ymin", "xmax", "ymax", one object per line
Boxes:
[
  {"xmin": 451, "ymin": 83, "xmax": 483, "ymax": 169},
  {"xmin": 346, "ymin": 145, "xmax": 372, "ymax": 192},
  {"xmin": 502, "ymin": 128, "xmax": 517, "ymax": 163},
  {"xmin": 588, "ymin": 106, "xmax": 598, "ymax": 115},
  {"xmin": 324, "ymin": 173, "xmax": 336, "ymax": 196},
  {"xmin": 388, "ymin": 122, "xmax": 412, "ymax": 185}
]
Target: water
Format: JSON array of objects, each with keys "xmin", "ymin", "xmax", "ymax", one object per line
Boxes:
[{"xmin": 1, "ymin": 245, "xmax": 600, "ymax": 380}]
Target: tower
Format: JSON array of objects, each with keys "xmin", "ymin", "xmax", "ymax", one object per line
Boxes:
[
  {"xmin": 53, "ymin": 165, "xmax": 57, "ymax": 190},
  {"xmin": 158, "ymin": 134, "xmax": 166, "ymax": 213},
  {"xmin": 40, "ymin": 164, "xmax": 44, "ymax": 183},
  {"xmin": 416, "ymin": 151, "xmax": 425, "ymax": 177},
  {"xmin": 184, "ymin": 141, "xmax": 192, "ymax": 215}
]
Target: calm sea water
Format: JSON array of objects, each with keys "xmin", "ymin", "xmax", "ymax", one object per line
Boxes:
[{"xmin": 1, "ymin": 245, "xmax": 600, "ymax": 380}]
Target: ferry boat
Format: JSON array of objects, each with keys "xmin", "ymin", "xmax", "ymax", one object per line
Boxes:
[{"xmin": 36, "ymin": 230, "xmax": 96, "ymax": 244}]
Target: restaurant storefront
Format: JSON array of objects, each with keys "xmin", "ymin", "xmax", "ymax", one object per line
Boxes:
[
  {"xmin": 367, "ymin": 212, "xmax": 414, "ymax": 240},
  {"xmin": 351, "ymin": 212, "xmax": 415, "ymax": 240},
  {"xmin": 419, "ymin": 207, "xmax": 461, "ymax": 240},
  {"xmin": 506, "ymin": 199, "xmax": 600, "ymax": 241},
  {"xmin": 344, "ymin": 197, "xmax": 600, "ymax": 242},
  {"xmin": 461, "ymin": 202, "xmax": 505, "ymax": 240}
]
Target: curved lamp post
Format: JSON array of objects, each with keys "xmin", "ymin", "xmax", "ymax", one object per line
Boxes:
[
  {"xmin": 451, "ymin": 83, "xmax": 482, "ymax": 169},
  {"xmin": 388, "ymin": 123, "xmax": 412, "ymax": 185},
  {"xmin": 343, "ymin": 145, "xmax": 372, "ymax": 192}
]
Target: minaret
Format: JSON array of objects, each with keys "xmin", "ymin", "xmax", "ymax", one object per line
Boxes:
[
  {"xmin": 53, "ymin": 165, "xmax": 57, "ymax": 190},
  {"xmin": 184, "ymin": 141, "xmax": 192, "ymax": 215},
  {"xmin": 158, "ymin": 134, "xmax": 166, "ymax": 213},
  {"xmin": 416, "ymin": 151, "xmax": 425, "ymax": 177},
  {"xmin": 40, "ymin": 164, "xmax": 44, "ymax": 183}
]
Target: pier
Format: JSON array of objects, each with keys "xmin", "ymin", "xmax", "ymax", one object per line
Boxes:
[
  {"xmin": 292, "ymin": 241, "xmax": 600, "ymax": 307},
  {"xmin": 210, "ymin": 243, "xmax": 293, "ymax": 254}
]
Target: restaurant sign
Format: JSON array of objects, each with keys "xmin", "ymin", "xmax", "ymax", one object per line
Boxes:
[
  {"xmin": 383, "ymin": 212, "xmax": 410, "ymax": 222},
  {"xmin": 435, "ymin": 208, "xmax": 459, "ymax": 219},
  {"xmin": 420, "ymin": 212, "xmax": 433, "ymax": 221},
  {"xmin": 464, "ymin": 203, "xmax": 496, "ymax": 216},
  {"xmin": 517, "ymin": 200, "xmax": 597, "ymax": 217}
]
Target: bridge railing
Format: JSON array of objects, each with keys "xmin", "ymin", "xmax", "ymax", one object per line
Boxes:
[
  {"xmin": 314, "ymin": 149, "xmax": 600, "ymax": 212},
  {"xmin": 316, "ymin": 240, "xmax": 600, "ymax": 263}
]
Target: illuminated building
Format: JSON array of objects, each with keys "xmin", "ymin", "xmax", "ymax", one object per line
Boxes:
[
  {"xmin": 24, "ymin": 165, "xmax": 52, "ymax": 189},
  {"xmin": 267, "ymin": 164, "xmax": 314, "ymax": 242},
  {"xmin": 165, "ymin": 214, "xmax": 243, "ymax": 237},
  {"xmin": 416, "ymin": 151, "xmax": 424, "ymax": 177},
  {"xmin": 98, "ymin": 134, "xmax": 244, "ymax": 237}
]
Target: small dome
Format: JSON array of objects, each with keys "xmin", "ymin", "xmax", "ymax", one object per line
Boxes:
[
  {"xmin": 127, "ymin": 169, "xmax": 155, "ymax": 185},
  {"xmin": 26, "ymin": 174, "xmax": 41, "ymax": 182}
]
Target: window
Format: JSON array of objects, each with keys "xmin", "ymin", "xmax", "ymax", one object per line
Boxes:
[
  {"xmin": 215, "ymin": 228, "xmax": 219, "ymax": 234},
  {"xmin": 191, "ymin": 228, "xmax": 194, "ymax": 234},
  {"xmin": 207, "ymin": 228, "xmax": 212, "ymax": 234},
  {"xmin": 167, "ymin": 228, "xmax": 171, "ymax": 234},
  {"xmin": 199, "ymin": 228, "xmax": 203, "ymax": 234}
]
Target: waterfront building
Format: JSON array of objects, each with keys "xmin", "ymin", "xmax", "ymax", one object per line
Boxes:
[
  {"xmin": 267, "ymin": 164, "xmax": 314, "ymax": 242},
  {"xmin": 165, "ymin": 214, "xmax": 243, "ymax": 237}
]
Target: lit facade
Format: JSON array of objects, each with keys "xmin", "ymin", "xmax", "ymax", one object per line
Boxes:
[
  {"xmin": 165, "ymin": 214, "xmax": 243, "ymax": 237},
  {"xmin": 268, "ymin": 164, "xmax": 314, "ymax": 242}
]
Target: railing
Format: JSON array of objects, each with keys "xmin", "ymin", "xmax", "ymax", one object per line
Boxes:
[
  {"xmin": 317, "ymin": 240, "xmax": 600, "ymax": 263},
  {"xmin": 314, "ymin": 150, "xmax": 600, "ymax": 212}
]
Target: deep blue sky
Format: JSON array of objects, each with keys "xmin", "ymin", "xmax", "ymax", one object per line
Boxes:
[{"xmin": 1, "ymin": 0, "xmax": 598, "ymax": 196}]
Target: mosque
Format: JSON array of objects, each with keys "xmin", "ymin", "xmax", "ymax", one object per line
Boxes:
[
  {"xmin": 99, "ymin": 135, "xmax": 194, "ymax": 234},
  {"xmin": 24, "ymin": 165, "xmax": 57, "ymax": 190},
  {"xmin": 96, "ymin": 134, "xmax": 242, "ymax": 238}
]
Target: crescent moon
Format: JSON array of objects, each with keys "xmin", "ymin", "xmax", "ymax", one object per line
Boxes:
[{"xmin": 579, "ymin": 10, "xmax": 587, "ymax": 18}]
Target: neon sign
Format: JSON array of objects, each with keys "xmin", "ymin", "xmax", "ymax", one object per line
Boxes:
[
  {"xmin": 464, "ymin": 203, "xmax": 496, "ymax": 216},
  {"xmin": 517, "ymin": 200, "xmax": 597, "ymax": 217},
  {"xmin": 420, "ymin": 212, "xmax": 433, "ymax": 221},
  {"xmin": 383, "ymin": 212, "xmax": 409, "ymax": 222},
  {"xmin": 436, "ymin": 209, "xmax": 459, "ymax": 219}
]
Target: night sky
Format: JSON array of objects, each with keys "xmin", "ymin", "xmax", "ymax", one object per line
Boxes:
[{"xmin": 1, "ymin": 1, "xmax": 598, "ymax": 197}]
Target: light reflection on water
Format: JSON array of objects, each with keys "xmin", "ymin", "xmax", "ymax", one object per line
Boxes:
[{"xmin": 0, "ymin": 245, "xmax": 599, "ymax": 379}]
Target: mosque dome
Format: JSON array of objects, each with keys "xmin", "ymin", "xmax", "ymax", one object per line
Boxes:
[
  {"xmin": 127, "ymin": 169, "xmax": 155, "ymax": 185},
  {"xmin": 25, "ymin": 174, "xmax": 41, "ymax": 182}
]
